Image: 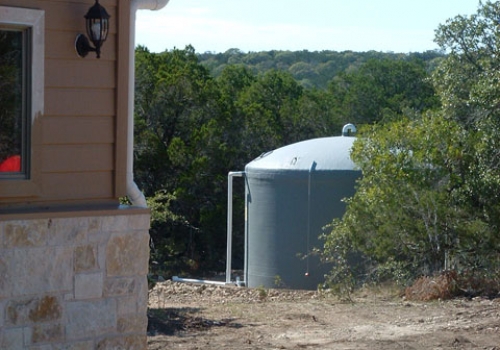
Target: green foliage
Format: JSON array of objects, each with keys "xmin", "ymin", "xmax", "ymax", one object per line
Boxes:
[
  {"xmin": 433, "ymin": 0, "xmax": 500, "ymax": 126},
  {"xmin": 198, "ymin": 49, "xmax": 444, "ymax": 89},
  {"xmin": 147, "ymin": 190, "xmax": 198, "ymax": 277},
  {"xmin": 323, "ymin": 113, "xmax": 500, "ymax": 290},
  {"xmin": 321, "ymin": 0, "xmax": 500, "ymax": 296},
  {"xmin": 329, "ymin": 58, "xmax": 440, "ymax": 125},
  {"xmin": 256, "ymin": 285, "xmax": 268, "ymax": 300},
  {"xmin": 273, "ymin": 275, "xmax": 285, "ymax": 288}
]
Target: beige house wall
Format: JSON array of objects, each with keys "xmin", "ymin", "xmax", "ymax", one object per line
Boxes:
[
  {"xmin": 0, "ymin": 0, "xmax": 130, "ymax": 207},
  {"xmin": 0, "ymin": 1, "xmax": 154, "ymax": 348},
  {"xmin": 0, "ymin": 209, "xmax": 151, "ymax": 349}
]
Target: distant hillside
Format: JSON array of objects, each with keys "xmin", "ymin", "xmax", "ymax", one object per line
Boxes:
[{"xmin": 197, "ymin": 49, "xmax": 445, "ymax": 89}]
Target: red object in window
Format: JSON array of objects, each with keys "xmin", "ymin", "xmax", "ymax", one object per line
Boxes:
[{"xmin": 0, "ymin": 155, "xmax": 21, "ymax": 172}]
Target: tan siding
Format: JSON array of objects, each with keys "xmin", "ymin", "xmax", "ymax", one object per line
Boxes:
[
  {"xmin": 45, "ymin": 88, "xmax": 115, "ymax": 116},
  {"xmin": 41, "ymin": 172, "xmax": 114, "ymax": 199},
  {"xmin": 45, "ymin": 58, "xmax": 116, "ymax": 88},
  {"xmin": 45, "ymin": 30, "xmax": 117, "ymax": 61},
  {"xmin": 0, "ymin": 0, "xmax": 126, "ymax": 207},
  {"xmin": 0, "ymin": 0, "xmax": 118, "ymax": 33},
  {"xmin": 41, "ymin": 144, "xmax": 114, "ymax": 173},
  {"xmin": 44, "ymin": 1, "xmax": 116, "ymax": 33},
  {"xmin": 42, "ymin": 116, "xmax": 114, "ymax": 145}
]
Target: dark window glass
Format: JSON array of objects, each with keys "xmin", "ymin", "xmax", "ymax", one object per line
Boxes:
[{"xmin": 0, "ymin": 29, "xmax": 27, "ymax": 177}]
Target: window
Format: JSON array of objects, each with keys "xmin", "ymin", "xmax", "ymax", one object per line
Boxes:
[
  {"xmin": 0, "ymin": 7, "xmax": 43, "ymax": 196},
  {"xmin": 0, "ymin": 29, "xmax": 27, "ymax": 176}
]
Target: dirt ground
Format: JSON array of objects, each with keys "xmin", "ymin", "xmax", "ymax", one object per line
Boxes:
[{"xmin": 147, "ymin": 280, "xmax": 500, "ymax": 350}]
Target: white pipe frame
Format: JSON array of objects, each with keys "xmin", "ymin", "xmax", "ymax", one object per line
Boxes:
[
  {"xmin": 170, "ymin": 171, "xmax": 246, "ymax": 288},
  {"xmin": 172, "ymin": 276, "xmax": 227, "ymax": 286}
]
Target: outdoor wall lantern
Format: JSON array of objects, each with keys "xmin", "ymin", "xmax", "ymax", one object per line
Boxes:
[{"xmin": 75, "ymin": 0, "xmax": 110, "ymax": 58}]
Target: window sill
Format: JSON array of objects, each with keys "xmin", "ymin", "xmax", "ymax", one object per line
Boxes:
[{"xmin": 0, "ymin": 203, "xmax": 149, "ymax": 221}]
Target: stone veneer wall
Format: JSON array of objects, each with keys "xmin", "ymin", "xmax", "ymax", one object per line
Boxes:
[{"xmin": 0, "ymin": 210, "xmax": 151, "ymax": 349}]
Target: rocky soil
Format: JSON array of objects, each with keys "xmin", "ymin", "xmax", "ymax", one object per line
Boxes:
[{"xmin": 148, "ymin": 280, "xmax": 500, "ymax": 349}]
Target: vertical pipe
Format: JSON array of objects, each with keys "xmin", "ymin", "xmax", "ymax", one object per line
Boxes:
[
  {"xmin": 244, "ymin": 175, "xmax": 250, "ymax": 286},
  {"xmin": 306, "ymin": 162, "xmax": 317, "ymax": 275},
  {"xmin": 226, "ymin": 171, "xmax": 245, "ymax": 283},
  {"xmin": 127, "ymin": 0, "xmax": 171, "ymax": 207}
]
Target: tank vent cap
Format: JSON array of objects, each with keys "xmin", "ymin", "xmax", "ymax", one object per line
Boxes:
[{"xmin": 342, "ymin": 123, "xmax": 357, "ymax": 137}]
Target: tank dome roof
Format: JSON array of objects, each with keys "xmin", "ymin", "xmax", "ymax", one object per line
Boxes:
[{"xmin": 246, "ymin": 136, "xmax": 358, "ymax": 172}]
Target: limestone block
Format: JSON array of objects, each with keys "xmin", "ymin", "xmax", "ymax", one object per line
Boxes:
[
  {"xmin": 136, "ymin": 277, "xmax": 149, "ymax": 315},
  {"xmin": 28, "ymin": 340, "xmax": 95, "ymax": 350},
  {"xmin": 4, "ymin": 220, "xmax": 48, "ymax": 248},
  {"xmin": 75, "ymin": 272, "xmax": 103, "ymax": 300},
  {"xmin": 0, "ymin": 249, "xmax": 26, "ymax": 298},
  {"xmin": 21, "ymin": 345, "xmax": 50, "ymax": 350},
  {"xmin": 101, "ymin": 215, "xmax": 130, "ymax": 233},
  {"xmin": 65, "ymin": 299, "xmax": 116, "ymax": 340},
  {"xmin": 74, "ymin": 245, "xmax": 98, "ymax": 273},
  {"xmin": 117, "ymin": 314, "xmax": 148, "ymax": 334},
  {"xmin": 127, "ymin": 214, "xmax": 151, "ymax": 231},
  {"xmin": 104, "ymin": 277, "xmax": 136, "ymax": 297},
  {"xmin": 25, "ymin": 345, "xmax": 51, "ymax": 350},
  {"xmin": 87, "ymin": 217, "xmax": 111, "ymax": 245},
  {"xmin": 106, "ymin": 231, "xmax": 149, "ymax": 277},
  {"xmin": 0, "ymin": 299, "xmax": 4, "ymax": 328},
  {"xmin": 96, "ymin": 335, "xmax": 146, "ymax": 350},
  {"xmin": 116, "ymin": 296, "xmax": 136, "ymax": 315},
  {"xmin": 6, "ymin": 295, "xmax": 62, "ymax": 326},
  {"xmin": 84, "ymin": 217, "xmax": 102, "ymax": 236},
  {"xmin": 1, "ymin": 327, "xmax": 25, "ymax": 349},
  {"xmin": 31, "ymin": 322, "xmax": 63, "ymax": 344},
  {"xmin": 98, "ymin": 242, "xmax": 107, "ymax": 274},
  {"xmin": 25, "ymin": 248, "xmax": 73, "ymax": 294},
  {"xmin": 48, "ymin": 217, "xmax": 92, "ymax": 246}
]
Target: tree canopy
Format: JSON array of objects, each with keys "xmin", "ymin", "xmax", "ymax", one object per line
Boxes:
[
  {"xmin": 198, "ymin": 49, "xmax": 444, "ymax": 89},
  {"xmin": 322, "ymin": 0, "xmax": 500, "ymax": 296}
]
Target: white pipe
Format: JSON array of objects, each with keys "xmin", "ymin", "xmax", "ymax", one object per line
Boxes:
[
  {"xmin": 244, "ymin": 182, "xmax": 249, "ymax": 287},
  {"xmin": 172, "ymin": 276, "xmax": 231, "ymax": 286},
  {"xmin": 226, "ymin": 171, "xmax": 245, "ymax": 283},
  {"xmin": 306, "ymin": 162, "xmax": 317, "ymax": 276},
  {"xmin": 126, "ymin": 0, "xmax": 170, "ymax": 207}
]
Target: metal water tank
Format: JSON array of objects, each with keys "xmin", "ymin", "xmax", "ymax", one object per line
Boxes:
[{"xmin": 244, "ymin": 135, "xmax": 360, "ymax": 290}]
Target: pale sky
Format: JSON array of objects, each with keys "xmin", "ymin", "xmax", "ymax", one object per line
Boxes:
[{"xmin": 136, "ymin": 0, "xmax": 480, "ymax": 54}]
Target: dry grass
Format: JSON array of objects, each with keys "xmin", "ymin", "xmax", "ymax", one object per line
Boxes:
[{"xmin": 405, "ymin": 270, "xmax": 500, "ymax": 301}]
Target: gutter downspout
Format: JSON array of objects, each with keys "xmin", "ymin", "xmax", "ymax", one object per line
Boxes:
[{"xmin": 127, "ymin": 0, "xmax": 170, "ymax": 207}]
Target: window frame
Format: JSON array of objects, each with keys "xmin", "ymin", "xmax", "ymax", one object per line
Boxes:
[{"xmin": 0, "ymin": 6, "xmax": 44, "ymax": 198}]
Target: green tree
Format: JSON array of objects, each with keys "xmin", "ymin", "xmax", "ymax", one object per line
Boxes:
[
  {"xmin": 329, "ymin": 58, "xmax": 439, "ymax": 125},
  {"xmin": 323, "ymin": 1, "xmax": 500, "ymax": 293},
  {"xmin": 291, "ymin": 89, "xmax": 343, "ymax": 140},
  {"xmin": 432, "ymin": 0, "xmax": 500, "ymax": 228},
  {"xmin": 433, "ymin": 1, "xmax": 500, "ymax": 126},
  {"xmin": 214, "ymin": 64, "xmax": 257, "ymax": 168},
  {"xmin": 237, "ymin": 69, "xmax": 304, "ymax": 151},
  {"xmin": 326, "ymin": 116, "xmax": 470, "ymax": 276},
  {"xmin": 199, "ymin": 49, "xmax": 444, "ymax": 90},
  {"xmin": 135, "ymin": 45, "xmax": 218, "ymax": 195},
  {"xmin": 135, "ymin": 46, "xmax": 226, "ymax": 275}
]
